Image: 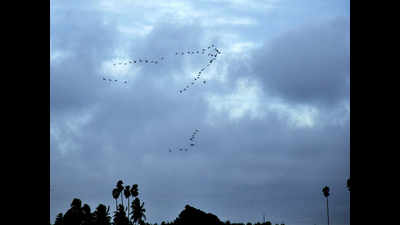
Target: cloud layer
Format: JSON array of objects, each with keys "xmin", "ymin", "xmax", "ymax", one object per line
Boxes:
[{"xmin": 51, "ymin": 1, "xmax": 350, "ymax": 225}]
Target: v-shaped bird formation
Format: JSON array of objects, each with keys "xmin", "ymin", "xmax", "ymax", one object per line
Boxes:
[
  {"xmin": 101, "ymin": 77, "xmax": 129, "ymax": 84},
  {"xmin": 108, "ymin": 44, "xmax": 222, "ymax": 94},
  {"xmin": 102, "ymin": 43, "xmax": 221, "ymax": 154},
  {"xmin": 168, "ymin": 129, "xmax": 200, "ymax": 153}
]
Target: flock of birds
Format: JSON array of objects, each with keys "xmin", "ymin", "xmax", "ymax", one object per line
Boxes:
[
  {"xmin": 103, "ymin": 44, "xmax": 221, "ymax": 154},
  {"xmin": 169, "ymin": 129, "xmax": 200, "ymax": 153},
  {"xmin": 102, "ymin": 44, "xmax": 222, "ymax": 92}
]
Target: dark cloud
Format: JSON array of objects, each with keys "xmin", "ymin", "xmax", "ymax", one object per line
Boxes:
[{"xmin": 249, "ymin": 17, "xmax": 349, "ymax": 107}]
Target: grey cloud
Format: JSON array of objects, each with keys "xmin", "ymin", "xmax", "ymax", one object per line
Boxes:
[{"xmin": 249, "ymin": 17, "xmax": 349, "ymax": 107}]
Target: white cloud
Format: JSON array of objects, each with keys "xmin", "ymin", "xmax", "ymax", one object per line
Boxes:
[{"xmin": 206, "ymin": 78, "xmax": 265, "ymax": 121}]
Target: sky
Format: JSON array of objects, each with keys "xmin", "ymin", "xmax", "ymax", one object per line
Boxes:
[{"xmin": 50, "ymin": 1, "xmax": 350, "ymax": 225}]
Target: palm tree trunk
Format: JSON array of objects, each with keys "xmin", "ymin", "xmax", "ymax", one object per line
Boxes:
[
  {"xmin": 128, "ymin": 198, "xmax": 130, "ymax": 221},
  {"xmin": 121, "ymin": 195, "xmax": 124, "ymax": 209},
  {"xmin": 326, "ymin": 197, "xmax": 330, "ymax": 225},
  {"xmin": 115, "ymin": 199, "xmax": 118, "ymax": 211}
]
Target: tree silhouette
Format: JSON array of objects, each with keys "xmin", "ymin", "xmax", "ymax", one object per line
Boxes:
[
  {"xmin": 54, "ymin": 213, "xmax": 63, "ymax": 225},
  {"xmin": 93, "ymin": 204, "xmax": 112, "ymax": 225},
  {"xmin": 131, "ymin": 198, "xmax": 146, "ymax": 225},
  {"xmin": 174, "ymin": 205, "xmax": 223, "ymax": 225},
  {"xmin": 130, "ymin": 184, "xmax": 139, "ymax": 198},
  {"xmin": 117, "ymin": 180, "xmax": 125, "ymax": 207},
  {"xmin": 63, "ymin": 198, "xmax": 84, "ymax": 225},
  {"xmin": 113, "ymin": 188, "xmax": 120, "ymax": 211},
  {"xmin": 322, "ymin": 186, "xmax": 330, "ymax": 225},
  {"xmin": 81, "ymin": 203, "xmax": 94, "ymax": 225},
  {"xmin": 113, "ymin": 204, "xmax": 130, "ymax": 225},
  {"xmin": 124, "ymin": 185, "xmax": 131, "ymax": 218}
]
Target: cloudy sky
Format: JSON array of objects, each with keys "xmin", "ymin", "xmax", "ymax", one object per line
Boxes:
[{"xmin": 50, "ymin": 1, "xmax": 350, "ymax": 225}]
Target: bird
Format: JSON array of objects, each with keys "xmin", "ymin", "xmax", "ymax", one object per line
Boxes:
[
  {"xmin": 179, "ymin": 90, "xmax": 182, "ymax": 93},
  {"xmin": 196, "ymin": 51, "xmax": 199, "ymax": 54},
  {"xmin": 139, "ymin": 59, "xmax": 142, "ymax": 62},
  {"xmin": 155, "ymin": 61, "xmax": 158, "ymax": 64},
  {"xmin": 191, "ymin": 82, "xmax": 194, "ymax": 85},
  {"xmin": 190, "ymin": 143, "xmax": 195, "ymax": 147},
  {"xmin": 113, "ymin": 64, "xmax": 116, "ymax": 66},
  {"xmin": 203, "ymin": 80, "xmax": 206, "ymax": 84},
  {"xmin": 103, "ymin": 78, "xmax": 106, "ymax": 81},
  {"xmin": 169, "ymin": 149, "xmax": 172, "ymax": 152},
  {"xmin": 145, "ymin": 60, "xmax": 148, "ymax": 63},
  {"xmin": 160, "ymin": 57, "xmax": 164, "ymax": 60},
  {"xmin": 129, "ymin": 61, "xmax": 132, "ymax": 63},
  {"xmin": 124, "ymin": 81, "xmax": 127, "ymax": 84},
  {"xmin": 176, "ymin": 52, "xmax": 178, "ymax": 55},
  {"xmin": 115, "ymin": 80, "xmax": 118, "ymax": 82}
]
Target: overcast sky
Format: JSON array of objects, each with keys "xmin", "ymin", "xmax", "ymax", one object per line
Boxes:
[{"xmin": 50, "ymin": 1, "xmax": 350, "ymax": 225}]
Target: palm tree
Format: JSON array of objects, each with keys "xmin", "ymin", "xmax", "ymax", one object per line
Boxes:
[
  {"xmin": 93, "ymin": 204, "xmax": 112, "ymax": 225},
  {"xmin": 113, "ymin": 204, "xmax": 130, "ymax": 225},
  {"xmin": 117, "ymin": 180, "xmax": 125, "ymax": 207},
  {"xmin": 124, "ymin": 185, "xmax": 131, "ymax": 219},
  {"xmin": 322, "ymin": 186, "xmax": 330, "ymax": 225},
  {"xmin": 113, "ymin": 188, "xmax": 120, "ymax": 211},
  {"xmin": 130, "ymin": 184, "xmax": 139, "ymax": 198},
  {"xmin": 131, "ymin": 198, "xmax": 146, "ymax": 225}
]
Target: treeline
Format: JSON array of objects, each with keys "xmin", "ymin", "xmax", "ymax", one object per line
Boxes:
[{"xmin": 51, "ymin": 180, "xmax": 285, "ymax": 225}]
